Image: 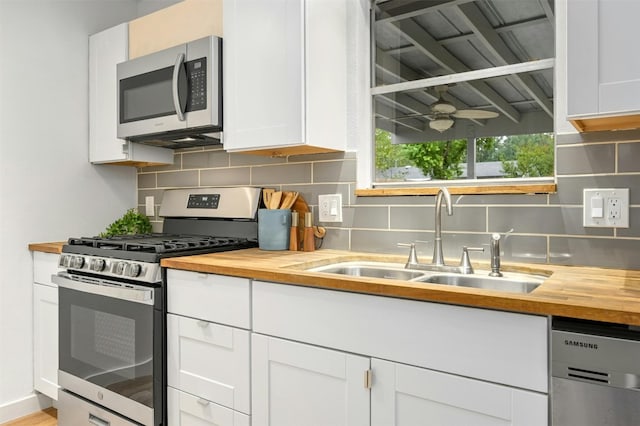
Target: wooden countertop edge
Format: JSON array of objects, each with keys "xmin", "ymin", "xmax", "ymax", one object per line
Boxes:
[
  {"xmin": 161, "ymin": 249, "xmax": 640, "ymax": 326},
  {"xmin": 29, "ymin": 242, "xmax": 65, "ymax": 254},
  {"xmin": 27, "ymin": 242, "xmax": 640, "ymax": 325}
]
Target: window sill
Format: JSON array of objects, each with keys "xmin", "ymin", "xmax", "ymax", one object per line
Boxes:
[{"xmin": 355, "ymin": 183, "xmax": 557, "ymax": 197}]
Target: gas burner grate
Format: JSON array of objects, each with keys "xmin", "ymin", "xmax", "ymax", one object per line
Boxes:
[{"xmin": 67, "ymin": 234, "xmax": 248, "ymax": 254}]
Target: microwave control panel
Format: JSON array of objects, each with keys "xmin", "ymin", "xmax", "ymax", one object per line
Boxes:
[{"xmin": 186, "ymin": 58, "xmax": 207, "ymax": 112}]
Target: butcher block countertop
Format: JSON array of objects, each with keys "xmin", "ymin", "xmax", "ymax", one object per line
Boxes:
[
  {"xmin": 161, "ymin": 248, "xmax": 640, "ymax": 326},
  {"xmin": 28, "ymin": 242, "xmax": 65, "ymax": 254},
  {"xmin": 28, "ymin": 242, "xmax": 640, "ymax": 326}
]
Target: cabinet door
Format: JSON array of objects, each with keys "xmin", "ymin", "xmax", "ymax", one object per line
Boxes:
[
  {"xmin": 33, "ymin": 252, "xmax": 60, "ymax": 286},
  {"xmin": 372, "ymin": 359, "xmax": 548, "ymax": 426},
  {"xmin": 252, "ymin": 334, "xmax": 370, "ymax": 426},
  {"xmin": 89, "ymin": 24, "xmax": 172, "ymax": 165},
  {"xmin": 567, "ymin": 0, "xmax": 640, "ymax": 118},
  {"xmin": 168, "ymin": 387, "xmax": 250, "ymax": 426},
  {"xmin": 167, "ymin": 314, "xmax": 250, "ymax": 414},
  {"xmin": 33, "ymin": 283, "xmax": 59, "ymax": 400},
  {"xmin": 223, "ymin": 0, "xmax": 305, "ymax": 151}
]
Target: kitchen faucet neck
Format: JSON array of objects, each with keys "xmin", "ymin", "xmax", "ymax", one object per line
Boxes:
[{"xmin": 432, "ymin": 187, "xmax": 453, "ymax": 266}]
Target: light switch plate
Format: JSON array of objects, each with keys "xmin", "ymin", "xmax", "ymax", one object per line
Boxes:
[
  {"xmin": 318, "ymin": 194, "xmax": 343, "ymax": 222},
  {"xmin": 583, "ymin": 188, "xmax": 629, "ymax": 228},
  {"xmin": 145, "ymin": 196, "xmax": 155, "ymax": 217}
]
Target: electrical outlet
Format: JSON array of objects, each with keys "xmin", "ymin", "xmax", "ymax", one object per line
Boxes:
[
  {"xmin": 583, "ymin": 188, "xmax": 629, "ymax": 228},
  {"xmin": 318, "ymin": 194, "xmax": 343, "ymax": 222},
  {"xmin": 608, "ymin": 198, "xmax": 621, "ymax": 220}
]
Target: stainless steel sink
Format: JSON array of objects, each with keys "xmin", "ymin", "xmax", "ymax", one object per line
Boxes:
[
  {"xmin": 417, "ymin": 273, "xmax": 543, "ymax": 294},
  {"xmin": 307, "ymin": 261, "xmax": 546, "ymax": 294},
  {"xmin": 309, "ymin": 262, "xmax": 425, "ymax": 280}
]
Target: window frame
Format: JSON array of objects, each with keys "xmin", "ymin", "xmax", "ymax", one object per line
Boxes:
[{"xmin": 358, "ymin": 0, "xmax": 558, "ymax": 196}]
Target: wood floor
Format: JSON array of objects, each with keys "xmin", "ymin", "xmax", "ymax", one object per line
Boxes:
[{"xmin": 2, "ymin": 408, "xmax": 57, "ymax": 426}]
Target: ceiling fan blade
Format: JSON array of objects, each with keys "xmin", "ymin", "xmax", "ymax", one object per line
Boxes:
[
  {"xmin": 431, "ymin": 101, "xmax": 456, "ymax": 114},
  {"xmin": 452, "ymin": 109, "xmax": 499, "ymax": 119}
]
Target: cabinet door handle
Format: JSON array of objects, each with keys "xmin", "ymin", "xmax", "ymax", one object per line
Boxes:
[
  {"xmin": 197, "ymin": 320, "xmax": 209, "ymax": 328},
  {"xmin": 197, "ymin": 398, "xmax": 210, "ymax": 406},
  {"xmin": 364, "ymin": 369, "xmax": 372, "ymax": 389}
]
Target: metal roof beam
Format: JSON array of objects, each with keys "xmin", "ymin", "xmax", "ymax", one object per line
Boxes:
[
  {"xmin": 384, "ymin": 16, "xmax": 550, "ymax": 55},
  {"xmin": 456, "ymin": 2, "xmax": 553, "ymax": 118},
  {"xmin": 376, "ymin": 0, "xmax": 476, "ymax": 24},
  {"xmin": 388, "ymin": 19, "xmax": 522, "ymax": 123}
]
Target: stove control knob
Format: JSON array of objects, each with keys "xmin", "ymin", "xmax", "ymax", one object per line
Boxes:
[
  {"xmin": 114, "ymin": 261, "xmax": 127, "ymax": 275},
  {"xmin": 71, "ymin": 256, "xmax": 85, "ymax": 269},
  {"xmin": 127, "ymin": 263, "xmax": 142, "ymax": 278},
  {"xmin": 90, "ymin": 258, "xmax": 106, "ymax": 272},
  {"xmin": 59, "ymin": 255, "xmax": 71, "ymax": 268}
]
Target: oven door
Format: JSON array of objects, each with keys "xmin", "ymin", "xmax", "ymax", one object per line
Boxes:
[{"xmin": 54, "ymin": 272, "xmax": 160, "ymax": 426}]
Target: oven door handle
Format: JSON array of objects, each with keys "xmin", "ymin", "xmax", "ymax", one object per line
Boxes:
[{"xmin": 53, "ymin": 273, "xmax": 154, "ymax": 305}]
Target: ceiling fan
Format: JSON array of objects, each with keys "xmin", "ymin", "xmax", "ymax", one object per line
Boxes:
[{"xmin": 401, "ymin": 85, "xmax": 500, "ymax": 132}]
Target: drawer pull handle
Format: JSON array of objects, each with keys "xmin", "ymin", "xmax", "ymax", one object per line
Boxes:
[
  {"xmin": 197, "ymin": 398, "xmax": 210, "ymax": 406},
  {"xmin": 89, "ymin": 414, "xmax": 110, "ymax": 426},
  {"xmin": 197, "ymin": 273, "xmax": 208, "ymax": 279},
  {"xmin": 197, "ymin": 320, "xmax": 209, "ymax": 328}
]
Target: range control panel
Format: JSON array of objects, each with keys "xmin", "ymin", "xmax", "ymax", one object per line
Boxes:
[{"xmin": 187, "ymin": 193, "xmax": 220, "ymax": 209}]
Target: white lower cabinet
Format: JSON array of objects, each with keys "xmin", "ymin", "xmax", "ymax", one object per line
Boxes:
[
  {"xmin": 167, "ymin": 314, "xmax": 250, "ymax": 415},
  {"xmin": 371, "ymin": 359, "xmax": 548, "ymax": 426},
  {"xmin": 33, "ymin": 283, "xmax": 59, "ymax": 400},
  {"xmin": 251, "ymin": 333, "xmax": 370, "ymax": 426},
  {"xmin": 167, "ymin": 387, "xmax": 250, "ymax": 426},
  {"xmin": 166, "ymin": 272, "xmax": 550, "ymax": 425},
  {"xmin": 166, "ymin": 270, "xmax": 252, "ymax": 424},
  {"xmin": 32, "ymin": 251, "xmax": 61, "ymax": 400}
]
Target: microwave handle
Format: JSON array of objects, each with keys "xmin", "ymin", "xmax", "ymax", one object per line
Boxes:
[{"xmin": 172, "ymin": 52, "xmax": 186, "ymax": 121}]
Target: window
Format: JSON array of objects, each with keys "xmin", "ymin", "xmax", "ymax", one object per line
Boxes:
[{"xmin": 370, "ymin": 0, "xmax": 555, "ymax": 190}]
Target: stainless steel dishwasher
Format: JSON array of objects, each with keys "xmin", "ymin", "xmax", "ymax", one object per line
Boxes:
[{"xmin": 551, "ymin": 317, "xmax": 640, "ymax": 425}]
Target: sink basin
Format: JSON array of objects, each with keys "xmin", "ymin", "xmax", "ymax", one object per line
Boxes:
[
  {"xmin": 307, "ymin": 262, "xmax": 546, "ymax": 294},
  {"xmin": 418, "ymin": 273, "xmax": 542, "ymax": 294},
  {"xmin": 308, "ymin": 262, "xmax": 425, "ymax": 280}
]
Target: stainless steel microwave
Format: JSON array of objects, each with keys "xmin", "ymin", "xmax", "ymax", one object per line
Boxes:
[{"xmin": 117, "ymin": 36, "xmax": 222, "ymax": 149}]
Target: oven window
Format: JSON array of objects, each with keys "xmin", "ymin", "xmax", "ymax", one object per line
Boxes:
[{"xmin": 59, "ymin": 287, "xmax": 155, "ymax": 408}]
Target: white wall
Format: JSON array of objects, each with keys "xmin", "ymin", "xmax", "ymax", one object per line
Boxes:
[{"xmin": 0, "ymin": 0, "xmax": 176, "ymax": 421}]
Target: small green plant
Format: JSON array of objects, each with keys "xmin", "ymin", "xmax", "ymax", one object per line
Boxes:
[{"xmin": 100, "ymin": 209, "xmax": 152, "ymax": 237}]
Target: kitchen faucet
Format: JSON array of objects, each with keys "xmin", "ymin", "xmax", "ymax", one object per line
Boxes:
[
  {"xmin": 432, "ymin": 187, "xmax": 453, "ymax": 266},
  {"xmin": 399, "ymin": 187, "xmax": 484, "ymax": 274}
]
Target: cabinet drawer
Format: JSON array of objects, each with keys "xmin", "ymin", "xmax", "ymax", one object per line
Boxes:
[
  {"xmin": 167, "ymin": 269, "xmax": 250, "ymax": 328},
  {"xmin": 33, "ymin": 252, "xmax": 60, "ymax": 287},
  {"xmin": 167, "ymin": 314, "xmax": 250, "ymax": 415},
  {"xmin": 168, "ymin": 387, "xmax": 250, "ymax": 426},
  {"xmin": 253, "ymin": 281, "xmax": 548, "ymax": 393}
]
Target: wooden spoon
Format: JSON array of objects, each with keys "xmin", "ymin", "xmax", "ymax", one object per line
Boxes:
[
  {"xmin": 280, "ymin": 191, "xmax": 299, "ymax": 209},
  {"xmin": 270, "ymin": 191, "xmax": 283, "ymax": 209},
  {"xmin": 262, "ymin": 188, "xmax": 274, "ymax": 208}
]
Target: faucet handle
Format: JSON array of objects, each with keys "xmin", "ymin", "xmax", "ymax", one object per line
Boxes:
[
  {"xmin": 459, "ymin": 246, "xmax": 484, "ymax": 274},
  {"xmin": 397, "ymin": 242, "xmax": 419, "ymax": 268}
]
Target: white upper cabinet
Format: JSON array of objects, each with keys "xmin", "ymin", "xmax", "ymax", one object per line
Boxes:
[
  {"xmin": 89, "ymin": 23, "xmax": 173, "ymax": 166},
  {"xmin": 566, "ymin": 0, "xmax": 640, "ymax": 132},
  {"xmin": 223, "ymin": 0, "xmax": 348, "ymax": 156}
]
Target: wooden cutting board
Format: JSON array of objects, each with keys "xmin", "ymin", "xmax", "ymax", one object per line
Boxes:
[{"xmin": 292, "ymin": 195, "xmax": 310, "ymax": 250}]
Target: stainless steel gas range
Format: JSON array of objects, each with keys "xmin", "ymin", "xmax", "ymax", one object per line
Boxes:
[{"xmin": 54, "ymin": 187, "xmax": 261, "ymax": 426}]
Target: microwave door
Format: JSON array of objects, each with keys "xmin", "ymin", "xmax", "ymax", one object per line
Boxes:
[{"xmin": 117, "ymin": 44, "xmax": 188, "ymax": 139}]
